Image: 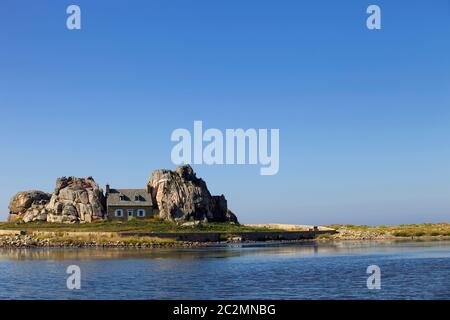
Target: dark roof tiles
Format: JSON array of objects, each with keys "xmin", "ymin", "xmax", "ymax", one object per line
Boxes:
[{"xmin": 106, "ymin": 188, "xmax": 152, "ymax": 207}]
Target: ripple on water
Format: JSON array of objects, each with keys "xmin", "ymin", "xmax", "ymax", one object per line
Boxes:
[{"xmin": 0, "ymin": 241, "xmax": 449, "ymax": 300}]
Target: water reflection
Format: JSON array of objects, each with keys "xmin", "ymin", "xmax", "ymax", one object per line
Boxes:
[
  {"xmin": 1, "ymin": 240, "xmax": 449, "ymax": 261},
  {"xmin": 0, "ymin": 241, "xmax": 449, "ymax": 299}
]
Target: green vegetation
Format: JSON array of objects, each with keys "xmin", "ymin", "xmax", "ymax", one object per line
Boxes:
[
  {"xmin": 31, "ymin": 232, "xmax": 177, "ymax": 246},
  {"xmin": 2, "ymin": 220, "xmax": 448, "ymax": 241},
  {"xmin": 315, "ymin": 233, "xmax": 333, "ymax": 240},
  {"xmin": 327, "ymin": 223, "xmax": 450, "ymax": 238},
  {"xmin": 0, "ymin": 218, "xmax": 284, "ymax": 233}
]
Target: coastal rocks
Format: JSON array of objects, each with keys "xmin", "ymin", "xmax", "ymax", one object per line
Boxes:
[
  {"xmin": 329, "ymin": 226, "xmax": 390, "ymax": 240},
  {"xmin": 8, "ymin": 191, "xmax": 51, "ymax": 215},
  {"xmin": 8, "ymin": 167, "xmax": 238, "ymax": 225},
  {"xmin": 21, "ymin": 206, "xmax": 49, "ymax": 223},
  {"xmin": 8, "ymin": 177, "xmax": 106, "ymax": 224},
  {"xmin": 0, "ymin": 234, "xmax": 205, "ymax": 248},
  {"xmin": 8, "ymin": 191, "xmax": 51, "ymax": 222},
  {"xmin": 147, "ymin": 165, "xmax": 238, "ymax": 223},
  {"xmin": 46, "ymin": 177, "xmax": 106, "ymax": 223}
]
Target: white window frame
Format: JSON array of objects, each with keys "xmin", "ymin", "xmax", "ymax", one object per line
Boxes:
[
  {"xmin": 137, "ymin": 209, "xmax": 146, "ymax": 217},
  {"xmin": 127, "ymin": 209, "xmax": 134, "ymax": 217},
  {"xmin": 114, "ymin": 209, "xmax": 123, "ymax": 217}
]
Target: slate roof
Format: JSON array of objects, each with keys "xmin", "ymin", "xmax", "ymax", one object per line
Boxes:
[{"xmin": 106, "ymin": 189, "xmax": 153, "ymax": 207}]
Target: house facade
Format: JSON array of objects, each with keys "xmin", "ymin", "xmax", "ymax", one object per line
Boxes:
[{"xmin": 105, "ymin": 185, "xmax": 155, "ymax": 221}]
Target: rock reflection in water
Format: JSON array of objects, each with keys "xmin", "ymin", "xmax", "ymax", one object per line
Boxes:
[{"xmin": 1, "ymin": 240, "xmax": 447, "ymax": 261}]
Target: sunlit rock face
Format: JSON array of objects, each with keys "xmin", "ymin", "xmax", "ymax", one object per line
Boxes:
[
  {"xmin": 8, "ymin": 167, "xmax": 237, "ymax": 224},
  {"xmin": 147, "ymin": 165, "xmax": 238, "ymax": 223},
  {"xmin": 8, "ymin": 177, "xmax": 106, "ymax": 224},
  {"xmin": 46, "ymin": 177, "xmax": 106, "ymax": 223},
  {"xmin": 8, "ymin": 191, "xmax": 51, "ymax": 223}
]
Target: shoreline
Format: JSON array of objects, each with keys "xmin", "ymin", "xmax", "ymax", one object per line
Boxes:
[
  {"xmin": 0, "ymin": 222, "xmax": 448, "ymax": 248},
  {"xmin": 1, "ymin": 233, "xmax": 450, "ymax": 249},
  {"xmin": 0, "ymin": 229, "xmax": 335, "ymax": 248},
  {"xmin": 2, "ymin": 237, "xmax": 450, "ymax": 249},
  {"xmin": 0, "ymin": 222, "xmax": 337, "ymax": 248}
]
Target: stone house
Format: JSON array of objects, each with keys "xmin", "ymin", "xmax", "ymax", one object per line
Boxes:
[{"xmin": 105, "ymin": 185, "xmax": 155, "ymax": 220}]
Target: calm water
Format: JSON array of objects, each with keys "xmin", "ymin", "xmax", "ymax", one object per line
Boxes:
[{"xmin": 0, "ymin": 241, "xmax": 449, "ymax": 300}]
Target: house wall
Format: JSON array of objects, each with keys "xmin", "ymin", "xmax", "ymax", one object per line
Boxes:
[{"xmin": 107, "ymin": 205, "xmax": 156, "ymax": 221}]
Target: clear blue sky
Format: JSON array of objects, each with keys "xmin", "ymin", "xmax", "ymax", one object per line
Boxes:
[{"xmin": 1, "ymin": 0, "xmax": 449, "ymax": 225}]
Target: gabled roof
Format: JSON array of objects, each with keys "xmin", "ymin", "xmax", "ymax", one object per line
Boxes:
[{"xmin": 106, "ymin": 189, "xmax": 153, "ymax": 207}]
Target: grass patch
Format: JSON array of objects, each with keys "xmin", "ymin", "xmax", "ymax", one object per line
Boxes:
[
  {"xmin": 329, "ymin": 223, "xmax": 450, "ymax": 238},
  {"xmin": 31, "ymin": 232, "xmax": 177, "ymax": 246},
  {"xmin": 0, "ymin": 219, "xmax": 284, "ymax": 233}
]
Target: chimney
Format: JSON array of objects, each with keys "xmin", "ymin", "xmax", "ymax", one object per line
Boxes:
[{"xmin": 105, "ymin": 184, "xmax": 110, "ymax": 194}]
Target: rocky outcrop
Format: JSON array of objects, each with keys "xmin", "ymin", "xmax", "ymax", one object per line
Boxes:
[
  {"xmin": 8, "ymin": 191, "xmax": 51, "ymax": 223},
  {"xmin": 46, "ymin": 177, "xmax": 106, "ymax": 223},
  {"xmin": 8, "ymin": 167, "xmax": 238, "ymax": 224},
  {"xmin": 147, "ymin": 165, "xmax": 238, "ymax": 223},
  {"xmin": 8, "ymin": 177, "xmax": 106, "ymax": 223}
]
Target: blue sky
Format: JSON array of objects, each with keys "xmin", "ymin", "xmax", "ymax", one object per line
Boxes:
[{"xmin": 0, "ymin": 0, "xmax": 449, "ymax": 225}]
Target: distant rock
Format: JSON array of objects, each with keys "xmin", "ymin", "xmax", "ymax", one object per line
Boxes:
[
  {"xmin": 8, "ymin": 191, "xmax": 51, "ymax": 222},
  {"xmin": 46, "ymin": 177, "xmax": 106, "ymax": 223},
  {"xmin": 8, "ymin": 167, "xmax": 238, "ymax": 224},
  {"xmin": 8, "ymin": 191, "xmax": 51, "ymax": 215},
  {"xmin": 8, "ymin": 177, "xmax": 106, "ymax": 224},
  {"xmin": 147, "ymin": 165, "xmax": 238, "ymax": 223}
]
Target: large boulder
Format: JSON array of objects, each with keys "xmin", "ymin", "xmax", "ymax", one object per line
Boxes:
[
  {"xmin": 8, "ymin": 177, "xmax": 106, "ymax": 224},
  {"xmin": 46, "ymin": 176, "xmax": 106, "ymax": 223},
  {"xmin": 147, "ymin": 165, "xmax": 238, "ymax": 223},
  {"xmin": 8, "ymin": 191, "xmax": 51, "ymax": 222}
]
